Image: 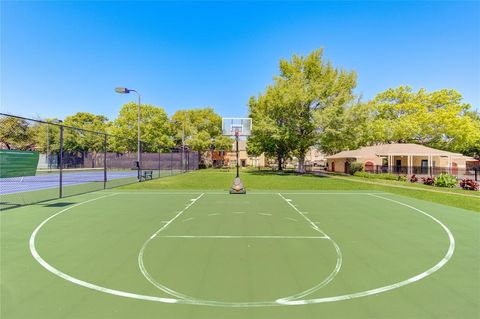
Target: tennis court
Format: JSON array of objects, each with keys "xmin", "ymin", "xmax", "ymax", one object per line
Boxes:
[
  {"xmin": 2, "ymin": 189, "xmax": 478, "ymax": 318},
  {"xmin": 0, "ymin": 168, "xmax": 138, "ymax": 195}
]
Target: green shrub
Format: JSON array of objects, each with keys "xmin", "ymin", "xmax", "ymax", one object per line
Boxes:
[
  {"xmin": 353, "ymin": 171, "xmax": 403, "ymax": 181},
  {"xmin": 434, "ymin": 173, "xmax": 457, "ymax": 188},
  {"xmin": 353, "ymin": 171, "xmax": 369, "ymax": 178},
  {"xmin": 348, "ymin": 162, "xmax": 364, "ymax": 175}
]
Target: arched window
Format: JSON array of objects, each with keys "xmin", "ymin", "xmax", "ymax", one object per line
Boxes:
[
  {"xmin": 451, "ymin": 162, "xmax": 458, "ymax": 175},
  {"xmin": 365, "ymin": 161, "xmax": 374, "ymax": 172}
]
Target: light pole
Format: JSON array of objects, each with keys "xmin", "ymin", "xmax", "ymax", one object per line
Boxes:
[{"xmin": 115, "ymin": 87, "xmax": 141, "ymax": 179}]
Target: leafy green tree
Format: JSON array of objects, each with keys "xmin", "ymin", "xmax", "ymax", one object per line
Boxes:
[
  {"xmin": 358, "ymin": 86, "xmax": 480, "ymax": 157},
  {"xmin": 30, "ymin": 119, "xmax": 61, "ymax": 154},
  {"xmin": 214, "ymin": 135, "xmax": 234, "ymax": 151},
  {"xmin": 110, "ymin": 102, "xmax": 173, "ymax": 153},
  {"xmin": 281, "ymin": 49, "xmax": 356, "ymax": 171},
  {"xmin": 63, "ymin": 112, "xmax": 109, "ymax": 153},
  {"xmin": 171, "ymin": 108, "xmax": 230, "ymax": 163},
  {"xmin": 331, "ymin": 87, "xmax": 480, "ymax": 159},
  {"xmin": 0, "ymin": 116, "xmax": 34, "ymax": 150},
  {"xmin": 462, "ymin": 110, "xmax": 480, "ymax": 158},
  {"xmin": 249, "ymin": 49, "xmax": 357, "ymax": 171},
  {"xmin": 248, "ymin": 88, "xmax": 292, "ymax": 170}
]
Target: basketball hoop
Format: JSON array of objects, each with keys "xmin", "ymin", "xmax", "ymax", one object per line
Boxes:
[{"xmin": 222, "ymin": 117, "xmax": 252, "ymax": 194}]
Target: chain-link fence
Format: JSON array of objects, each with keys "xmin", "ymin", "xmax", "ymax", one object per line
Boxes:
[{"xmin": 0, "ymin": 113, "xmax": 199, "ymax": 210}]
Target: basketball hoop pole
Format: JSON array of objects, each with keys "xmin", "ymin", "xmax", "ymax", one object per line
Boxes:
[
  {"xmin": 223, "ymin": 117, "xmax": 250, "ymax": 194},
  {"xmin": 235, "ymin": 131, "xmax": 240, "ymax": 178}
]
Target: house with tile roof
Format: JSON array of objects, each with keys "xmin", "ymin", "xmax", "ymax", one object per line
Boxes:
[{"xmin": 326, "ymin": 143, "xmax": 479, "ymax": 178}]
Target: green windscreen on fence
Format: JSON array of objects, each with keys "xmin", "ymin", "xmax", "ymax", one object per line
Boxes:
[{"xmin": 0, "ymin": 150, "xmax": 39, "ymax": 178}]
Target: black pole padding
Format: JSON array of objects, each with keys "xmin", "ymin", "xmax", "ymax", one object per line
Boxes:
[
  {"xmin": 135, "ymin": 160, "xmax": 140, "ymax": 180},
  {"xmin": 236, "ymin": 135, "xmax": 239, "ymax": 178}
]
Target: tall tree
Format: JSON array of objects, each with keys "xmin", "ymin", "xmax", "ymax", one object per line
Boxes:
[
  {"xmin": 358, "ymin": 86, "xmax": 480, "ymax": 157},
  {"xmin": 110, "ymin": 102, "xmax": 173, "ymax": 152},
  {"xmin": 63, "ymin": 112, "xmax": 109, "ymax": 153},
  {"xmin": 463, "ymin": 110, "xmax": 480, "ymax": 159},
  {"xmin": 248, "ymin": 87, "xmax": 292, "ymax": 170},
  {"xmin": 171, "ymin": 108, "xmax": 230, "ymax": 163},
  {"xmin": 213, "ymin": 135, "xmax": 234, "ymax": 151},
  {"xmin": 248, "ymin": 49, "xmax": 357, "ymax": 171},
  {"xmin": 31, "ymin": 118, "xmax": 61, "ymax": 154},
  {"xmin": 0, "ymin": 116, "xmax": 34, "ymax": 150},
  {"xmin": 331, "ymin": 87, "xmax": 480, "ymax": 159}
]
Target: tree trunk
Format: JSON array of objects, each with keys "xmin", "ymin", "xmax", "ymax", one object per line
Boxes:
[
  {"xmin": 296, "ymin": 153, "xmax": 306, "ymax": 173},
  {"xmin": 277, "ymin": 153, "xmax": 283, "ymax": 171}
]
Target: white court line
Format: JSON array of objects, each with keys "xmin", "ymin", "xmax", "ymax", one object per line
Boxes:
[
  {"xmin": 181, "ymin": 217, "xmax": 195, "ymax": 223},
  {"xmin": 208, "ymin": 213, "xmax": 221, "ymax": 216},
  {"xmin": 258, "ymin": 213, "xmax": 272, "ymax": 216},
  {"xmin": 284, "ymin": 217, "xmax": 298, "ymax": 222},
  {"xmin": 279, "ymin": 193, "xmax": 456, "ymax": 305},
  {"xmin": 138, "ymin": 193, "xmax": 205, "ymax": 300},
  {"xmin": 29, "ymin": 192, "xmax": 456, "ymax": 307},
  {"xmin": 29, "ymin": 193, "xmax": 178, "ymax": 304},
  {"xmin": 104, "ymin": 192, "xmax": 204, "ymax": 195},
  {"xmin": 278, "ymin": 194, "xmax": 327, "ymax": 237},
  {"xmin": 280, "ymin": 192, "xmax": 388, "ymax": 195},
  {"xmin": 277, "ymin": 193, "xmax": 343, "ymax": 301},
  {"xmin": 156, "ymin": 235, "xmax": 328, "ymax": 239}
]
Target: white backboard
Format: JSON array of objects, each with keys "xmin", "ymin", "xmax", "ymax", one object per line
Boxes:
[{"xmin": 222, "ymin": 118, "xmax": 252, "ymax": 136}]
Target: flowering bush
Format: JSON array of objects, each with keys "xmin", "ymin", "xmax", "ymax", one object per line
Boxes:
[
  {"xmin": 459, "ymin": 179, "xmax": 479, "ymax": 191},
  {"xmin": 409, "ymin": 175, "xmax": 418, "ymax": 183},
  {"xmin": 421, "ymin": 177, "xmax": 435, "ymax": 186}
]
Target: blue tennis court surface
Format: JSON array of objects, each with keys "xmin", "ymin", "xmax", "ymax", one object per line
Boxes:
[{"xmin": 0, "ymin": 171, "xmax": 138, "ymax": 195}]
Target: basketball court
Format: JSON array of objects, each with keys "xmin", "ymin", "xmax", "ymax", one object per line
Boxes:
[{"xmin": 2, "ymin": 188, "xmax": 478, "ymax": 318}]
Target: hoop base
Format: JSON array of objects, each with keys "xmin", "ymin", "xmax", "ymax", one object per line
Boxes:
[{"xmin": 229, "ymin": 177, "xmax": 246, "ymax": 194}]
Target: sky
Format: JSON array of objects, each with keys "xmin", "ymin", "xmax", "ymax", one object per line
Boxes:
[{"xmin": 1, "ymin": 1, "xmax": 479, "ymax": 121}]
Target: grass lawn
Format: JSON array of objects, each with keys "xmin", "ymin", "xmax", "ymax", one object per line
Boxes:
[{"xmin": 122, "ymin": 169, "xmax": 480, "ymax": 212}]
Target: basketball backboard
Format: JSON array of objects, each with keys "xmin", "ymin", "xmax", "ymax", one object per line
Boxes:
[{"xmin": 222, "ymin": 118, "xmax": 252, "ymax": 136}]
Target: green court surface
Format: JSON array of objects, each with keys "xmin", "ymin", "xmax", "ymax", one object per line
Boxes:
[{"xmin": 1, "ymin": 190, "xmax": 479, "ymax": 318}]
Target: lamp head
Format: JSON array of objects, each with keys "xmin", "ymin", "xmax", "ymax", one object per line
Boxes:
[{"xmin": 115, "ymin": 87, "xmax": 130, "ymax": 94}]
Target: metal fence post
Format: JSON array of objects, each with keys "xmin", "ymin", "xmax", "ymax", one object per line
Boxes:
[
  {"xmin": 104, "ymin": 134, "xmax": 107, "ymax": 189},
  {"xmin": 170, "ymin": 150, "xmax": 173, "ymax": 176},
  {"xmin": 59, "ymin": 125, "xmax": 64, "ymax": 198}
]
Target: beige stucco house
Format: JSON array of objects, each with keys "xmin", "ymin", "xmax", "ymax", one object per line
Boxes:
[
  {"xmin": 305, "ymin": 147, "xmax": 327, "ymax": 167},
  {"xmin": 224, "ymin": 140, "xmax": 266, "ymax": 168},
  {"xmin": 326, "ymin": 143, "xmax": 479, "ymax": 177}
]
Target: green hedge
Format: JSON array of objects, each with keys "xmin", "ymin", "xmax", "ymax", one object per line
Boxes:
[{"xmin": 354, "ymin": 171, "xmax": 407, "ymax": 181}]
